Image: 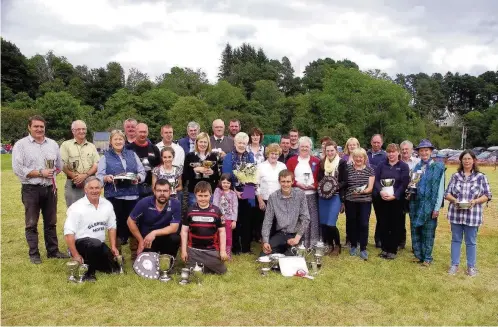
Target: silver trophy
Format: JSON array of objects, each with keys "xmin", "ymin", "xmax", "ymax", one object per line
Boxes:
[
  {"xmin": 66, "ymin": 260, "xmax": 79, "ymax": 283},
  {"xmin": 77, "ymin": 263, "xmax": 89, "ymax": 283},
  {"xmin": 310, "ymin": 261, "xmax": 319, "ymax": 276},
  {"xmin": 69, "ymin": 160, "xmax": 79, "ymax": 172},
  {"xmin": 45, "ymin": 159, "xmax": 55, "ymax": 169},
  {"xmin": 115, "ymin": 255, "xmax": 124, "ymax": 274},
  {"xmin": 179, "ymin": 267, "xmax": 192, "ymax": 285},
  {"xmin": 406, "ymin": 170, "xmax": 422, "ymax": 200},
  {"xmin": 190, "ymin": 162, "xmax": 202, "ymax": 179},
  {"xmin": 158, "ymin": 254, "xmax": 175, "ymax": 282},
  {"xmin": 304, "ymin": 172, "xmax": 311, "ymax": 186},
  {"xmin": 141, "ymin": 158, "xmax": 151, "ymax": 172},
  {"xmin": 257, "ymin": 256, "xmax": 273, "ymax": 276},
  {"xmin": 192, "ymin": 262, "xmax": 204, "ymax": 285},
  {"xmin": 380, "ymin": 178, "xmax": 395, "ymax": 197},
  {"xmin": 291, "ymin": 243, "xmax": 313, "ymax": 258},
  {"xmin": 269, "ymin": 253, "xmax": 285, "ymax": 270},
  {"xmin": 312, "ymin": 240, "xmax": 330, "ymax": 268}
]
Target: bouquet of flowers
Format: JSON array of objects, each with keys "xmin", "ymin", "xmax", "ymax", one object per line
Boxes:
[{"xmin": 233, "ymin": 162, "xmax": 258, "ymax": 185}]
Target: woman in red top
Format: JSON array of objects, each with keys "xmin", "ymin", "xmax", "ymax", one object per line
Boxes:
[{"xmin": 286, "ymin": 136, "xmax": 321, "ymax": 248}]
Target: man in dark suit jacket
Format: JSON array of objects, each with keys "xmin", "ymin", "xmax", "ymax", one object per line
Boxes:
[
  {"xmin": 178, "ymin": 121, "xmax": 200, "ymax": 155},
  {"xmin": 210, "ymin": 119, "xmax": 234, "ymax": 156}
]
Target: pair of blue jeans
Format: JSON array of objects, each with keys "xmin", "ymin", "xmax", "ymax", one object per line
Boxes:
[{"xmin": 451, "ymin": 223, "xmax": 478, "ymax": 268}]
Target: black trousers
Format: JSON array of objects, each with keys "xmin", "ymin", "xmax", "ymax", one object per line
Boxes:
[
  {"xmin": 373, "ymin": 198, "xmax": 383, "ymax": 245},
  {"xmin": 345, "ymin": 201, "xmax": 371, "ymax": 251},
  {"xmin": 260, "ymin": 231, "xmax": 296, "ymax": 255},
  {"xmin": 21, "ymin": 184, "xmax": 60, "ymax": 257},
  {"xmin": 233, "ymin": 199, "xmax": 253, "ymax": 253},
  {"xmin": 253, "ymin": 199, "xmax": 266, "ymax": 242},
  {"xmin": 108, "ymin": 198, "xmax": 137, "ymax": 242},
  {"xmin": 378, "ymin": 199, "xmax": 404, "ymax": 254},
  {"xmin": 145, "ymin": 234, "xmax": 181, "ymax": 257},
  {"xmin": 75, "ymin": 238, "xmax": 119, "ymax": 275}
]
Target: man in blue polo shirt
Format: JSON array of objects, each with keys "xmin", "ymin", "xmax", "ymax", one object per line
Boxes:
[{"xmin": 127, "ymin": 179, "xmax": 181, "ymax": 257}]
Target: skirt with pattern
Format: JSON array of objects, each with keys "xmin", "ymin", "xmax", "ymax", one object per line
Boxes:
[{"xmin": 302, "ymin": 193, "xmax": 320, "ymax": 248}]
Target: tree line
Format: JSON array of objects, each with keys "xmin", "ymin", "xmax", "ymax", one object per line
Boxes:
[{"xmin": 1, "ymin": 38, "xmax": 497, "ymax": 148}]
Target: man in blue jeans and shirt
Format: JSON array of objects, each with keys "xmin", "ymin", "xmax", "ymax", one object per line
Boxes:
[{"xmin": 127, "ymin": 179, "xmax": 181, "ymax": 257}]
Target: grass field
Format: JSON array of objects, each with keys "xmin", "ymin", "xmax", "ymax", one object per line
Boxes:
[{"xmin": 1, "ymin": 153, "xmax": 497, "ymax": 325}]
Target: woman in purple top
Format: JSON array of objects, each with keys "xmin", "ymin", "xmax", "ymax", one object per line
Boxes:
[
  {"xmin": 444, "ymin": 150, "xmax": 492, "ymax": 277},
  {"xmin": 373, "ymin": 143, "xmax": 410, "ymax": 259}
]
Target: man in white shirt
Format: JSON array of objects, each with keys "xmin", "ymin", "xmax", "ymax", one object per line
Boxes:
[
  {"xmin": 64, "ymin": 176, "xmax": 120, "ymax": 282},
  {"xmin": 156, "ymin": 124, "xmax": 185, "ymax": 168},
  {"xmin": 401, "ymin": 140, "xmax": 421, "ymax": 171}
]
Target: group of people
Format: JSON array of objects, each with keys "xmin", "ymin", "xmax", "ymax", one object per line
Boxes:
[{"xmin": 12, "ymin": 115, "xmax": 492, "ymax": 282}]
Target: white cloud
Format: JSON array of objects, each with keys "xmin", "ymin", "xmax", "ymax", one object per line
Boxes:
[{"xmin": 2, "ymin": 0, "xmax": 497, "ymax": 82}]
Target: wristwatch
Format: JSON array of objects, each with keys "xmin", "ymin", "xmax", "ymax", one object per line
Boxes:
[{"xmin": 38, "ymin": 169, "xmax": 43, "ymax": 177}]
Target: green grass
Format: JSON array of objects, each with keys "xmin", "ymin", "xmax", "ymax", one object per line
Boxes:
[{"xmin": 1, "ymin": 161, "xmax": 498, "ymax": 325}]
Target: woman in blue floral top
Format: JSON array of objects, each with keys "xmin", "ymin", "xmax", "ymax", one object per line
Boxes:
[{"xmin": 444, "ymin": 150, "xmax": 492, "ymax": 277}]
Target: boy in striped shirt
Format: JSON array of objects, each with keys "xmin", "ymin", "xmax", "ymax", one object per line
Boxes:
[{"xmin": 181, "ymin": 181, "xmax": 228, "ymax": 274}]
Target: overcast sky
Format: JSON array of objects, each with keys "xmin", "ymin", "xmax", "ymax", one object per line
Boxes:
[{"xmin": 2, "ymin": 0, "xmax": 497, "ymax": 82}]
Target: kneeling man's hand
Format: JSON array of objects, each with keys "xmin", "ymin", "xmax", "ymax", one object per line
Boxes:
[
  {"xmin": 111, "ymin": 246, "xmax": 120, "ymax": 257},
  {"xmin": 262, "ymin": 243, "xmax": 272, "ymax": 254},
  {"xmin": 144, "ymin": 231, "xmax": 156, "ymax": 248},
  {"xmin": 181, "ymin": 250, "xmax": 188, "ymax": 262},
  {"xmin": 220, "ymin": 250, "xmax": 228, "ymax": 261},
  {"xmin": 73, "ymin": 254, "xmax": 84, "ymax": 264},
  {"xmin": 287, "ymin": 235, "xmax": 301, "ymax": 247}
]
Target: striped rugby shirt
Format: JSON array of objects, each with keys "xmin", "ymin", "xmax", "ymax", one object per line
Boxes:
[{"xmin": 183, "ymin": 204, "xmax": 225, "ymax": 250}]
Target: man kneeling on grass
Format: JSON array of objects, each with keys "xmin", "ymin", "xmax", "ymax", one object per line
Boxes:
[
  {"xmin": 64, "ymin": 177, "xmax": 120, "ymax": 282},
  {"xmin": 181, "ymin": 181, "xmax": 228, "ymax": 274},
  {"xmin": 261, "ymin": 169, "xmax": 310, "ymax": 256},
  {"xmin": 127, "ymin": 179, "xmax": 181, "ymax": 258}
]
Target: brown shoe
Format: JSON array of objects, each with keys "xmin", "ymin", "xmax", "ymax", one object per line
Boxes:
[
  {"xmin": 412, "ymin": 258, "xmax": 423, "ymax": 263},
  {"xmin": 421, "ymin": 261, "xmax": 431, "ymax": 267},
  {"xmin": 331, "ymin": 246, "xmax": 341, "ymax": 256}
]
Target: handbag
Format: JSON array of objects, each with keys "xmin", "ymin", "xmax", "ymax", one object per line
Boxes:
[{"xmin": 318, "ymin": 175, "xmax": 339, "ymax": 199}]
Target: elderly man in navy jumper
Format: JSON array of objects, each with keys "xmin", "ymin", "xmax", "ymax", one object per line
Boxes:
[{"xmin": 367, "ymin": 134, "xmax": 387, "ymax": 248}]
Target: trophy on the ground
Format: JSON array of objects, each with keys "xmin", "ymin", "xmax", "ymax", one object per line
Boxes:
[
  {"xmin": 192, "ymin": 262, "xmax": 204, "ymax": 285},
  {"xmin": 291, "ymin": 243, "xmax": 312, "ymax": 258},
  {"xmin": 66, "ymin": 260, "xmax": 79, "ymax": 283},
  {"xmin": 310, "ymin": 261, "xmax": 319, "ymax": 276},
  {"xmin": 179, "ymin": 267, "xmax": 192, "ymax": 285},
  {"xmin": 158, "ymin": 254, "xmax": 175, "ymax": 282},
  {"xmin": 77, "ymin": 263, "xmax": 89, "ymax": 283},
  {"xmin": 201, "ymin": 160, "xmax": 214, "ymax": 178},
  {"xmin": 380, "ymin": 178, "xmax": 395, "ymax": 197},
  {"xmin": 190, "ymin": 162, "xmax": 202, "ymax": 179},
  {"xmin": 312, "ymin": 240, "xmax": 330, "ymax": 268},
  {"xmin": 405, "ymin": 170, "xmax": 422, "ymax": 200},
  {"xmin": 115, "ymin": 255, "xmax": 124, "ymax": 274},
  {"xmin": 257, "ymin": 256, "xmax": 272, "ymax": 276}
]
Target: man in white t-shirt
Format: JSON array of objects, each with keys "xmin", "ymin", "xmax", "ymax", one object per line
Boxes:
[
  {"xmin": 64, "ymin": 176, "xmax": 120, "ymax": 282},
  {"xmin": 156, "ymin": 124, "xmax": 185, "ymax": 168}
]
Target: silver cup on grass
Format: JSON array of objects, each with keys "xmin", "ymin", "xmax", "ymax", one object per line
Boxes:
[
  {"xmin": 66, "ymin": 260, "xmax": 79, "ymax": 283},
  {"xmin": 158, "ymin": 254, "xmax": 175, "ymax": 282}
]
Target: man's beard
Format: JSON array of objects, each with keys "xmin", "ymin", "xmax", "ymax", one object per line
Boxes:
[{"xmin": 156, "ymin": 196, "xmax": 168, "ymax": 204}]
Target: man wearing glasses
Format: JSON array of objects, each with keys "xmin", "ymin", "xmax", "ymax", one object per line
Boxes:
[{"xmin": 60, "ymin": 120, "xmax": 101, "ymax": 207}]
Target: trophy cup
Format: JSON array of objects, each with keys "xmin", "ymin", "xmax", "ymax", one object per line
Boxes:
[
  {"xmin": 310, "ymin": 261, "xmax": 319, "ymax": 276},
  {"xmin": 115, "ymin": 255, "xmax": 125, "ymax": 274},
  {"xmin": 158, "ymin": 254, "xmax": 175, "ymax": 282},
  {"xmin": 192, "ymin": 262, "xmax": 204, "ymax": 285},
  {"xmin": 405, "ymin": 170, "xmax": 422, "ymax": 200},
  {"xmin": 45, "ymin": 158, "xmax": 56, "ymax": 169},
  {"xmin": 141, "ymin": 158, "xmax": 151, "ymax": 172},
  {"xmin": 380, "ymin": 179, "xmax": 395, "ymax": 197},
  {"xmin": 257, "ymin": 256, "xmax": 272, "ymax": 276},
  {"xmin": 68, "ymin": 160, "xmax": 79, "ymax": 173},
  {"xmin": 179, "ymin": 267, "xmax": 192, "ymax": 285},
  {"xmin": 269, "ymin": 253, "xmax": 285, "ymax": 270},
  {"xmin": 304, "ymin": 172, "xmax": 311, "ymax": 186},
  {"xmin": 77, "ymin": 263, "xmax": 89, "ymax": 283},
  {"xmin": 190, "ymin": 162, "xmax": 202, "ymax": 179},
  {"xmin": 291, "ymin": 243, "xmax": 312, "ymax": 258},
  {"xmin": 201, "ymin": 160, "xmax": 214, "ymax": 178},
  {"xmin": 66, "ymin": 260, "xmax": 79, "ymax": 283},
  {"xmin": 312, "ymin": 240, "xmax": 330, "ymax": 268}
]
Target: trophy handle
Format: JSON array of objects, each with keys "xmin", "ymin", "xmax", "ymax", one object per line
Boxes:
[{"xmin": 291, "ymin": 247, "xmax": 298, "ymax": 256}]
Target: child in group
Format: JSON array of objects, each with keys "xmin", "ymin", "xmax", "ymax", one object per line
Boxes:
[
  {"xmin": 213, "ymin": 173, "xmax": 238, "ymax": 259},
  {"xmin": 181, "ymin": 181, "xmax": 228, "ymax": 274}
]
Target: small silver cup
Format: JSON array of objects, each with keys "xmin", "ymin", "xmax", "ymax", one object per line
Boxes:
[
  {"xmin": 310, "ymin": 261, "xmax": 319, "ymax": 275},
  {"xmin": 77, "ymin": 263, "xmax": 89, "ymax": 283},
  {"xmin": 179, "ymin": 268, "xmax": 192, "ymax": 285},
  {"xmin": 66, "ymin": 260, "xmax": 79, "ymax": 283},
  {"xmin": 45, "ymin": 159, "xmax": 55, "ymax": 169}
]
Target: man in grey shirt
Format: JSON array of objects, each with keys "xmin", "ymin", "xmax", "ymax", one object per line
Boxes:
[
  {"xmin": 261, "ymin": 170, "xmax": 310, "ymax": 255},
  {"xmin": 12, "ymin": 115, "xmax": 69, "ymax": 264}
]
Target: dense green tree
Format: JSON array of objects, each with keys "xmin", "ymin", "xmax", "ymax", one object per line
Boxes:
[
  {"xmin": 1, "ymin": 107, "xmax": 39, "ymax": 143},
  {"xmin": 1, "ymin": 38, "xmax": 36, "ymax": 98},
  {"xmin": 168, "ymin": 96, "xmax": 213, "ymax": 133},
  {"xmin": 156, "ymin": 67, "xmax": 208, "ymax": 96}
]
